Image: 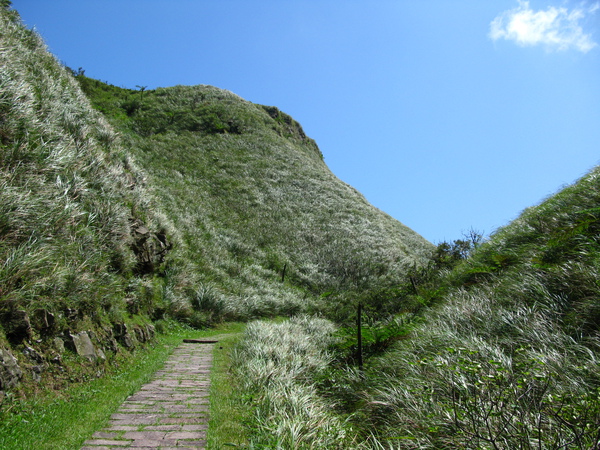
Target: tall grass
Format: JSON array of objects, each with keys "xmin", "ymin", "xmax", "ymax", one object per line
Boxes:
[
  {"xmin": 0, "ymin": 8, "xmax": 128, "ymax": 313},
  {"xmin": 0, "ymin": 4, "xmax": 179, "ymax": 398},
  {"xmin": 226, "ymin": 166, "xmax": 600, "ymax": 449},
  {"xmin": 76, "ymin": 75, "xmax": 433, "ymax": 323},
  {"xmin": 348, "ymin": 166, "xmax": 600, "ymax": 448},
  {"xmin": 360, "ymin": 286, "xmax": 600, "ymax": 448},
  {"xmin": 7, "ymin": 4, "xmax": 600, "ymax": 448},
  {"xmin": 231, "ymin": 316, "xmax": 365, "ymax": 449}
]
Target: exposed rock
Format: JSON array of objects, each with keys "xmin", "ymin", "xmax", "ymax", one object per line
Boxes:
[
  {"xmin": 53, "ymin": 337, "xmax": 65, "ymax": 353},
  {"xmin": 22, "ymin": 345, "xmax": 44, "ymax": 363},
  {"xmin": 101, "ymin": 326, "xmax": 119, "ymax": 353},
  {"xmin": 31, "ymin": 364, "xmax": 43, "ymax": 383},
  {"xmin": 32, "ymin": 309, "xmax": 55, "ymax": 335},
  {"xmin": 22, "ymin": 346, "xmax": 47, "ymax": 382},
  {"xmin": 5, "ymin": 310, "xmax": 32, "ymax": 343},
  {"xmin": 67, "ymin": 331, "xmax": 99, "ymax": 362},
  {"xmin": 86, "ymin": 331, "xmax": 107, "ymax": 361},
  {"xmin": 132, "ymin": 323, "xmax": 156, "ymax": 343},
  {"xmin": 131, "ymin": 221, "xmax": 172, "ymax": 275},
  {"xmin": 146, "ymin": 323, "xmax": 155, "ymax": 340},
  {"xmin": 95, "ymin": 347, "xmax": 106, "ymax": 361},
  {"xmin": 105, "ymin": 336, "xmax": 119, "ymax": 353},
  {"xmin": 136, "ymin": 225, "xmax": 149, "ymax": 235},
  {"xmin": 113, "ymin": 323, "xmax": 135, "ymax": 349},
  {"xmin": 133, "ymin": 325, "xmax": 145, "ymax": 343},
  {"xmin": 0, "ymin": 348, "xmax": 22, "ymax": 390}
]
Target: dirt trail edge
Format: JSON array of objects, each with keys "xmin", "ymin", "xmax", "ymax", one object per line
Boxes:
[{"xmin": 81, "ymin": 341, "xmax": 214, "ymax": 450}]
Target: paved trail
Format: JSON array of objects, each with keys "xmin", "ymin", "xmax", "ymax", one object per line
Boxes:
[{"xmin": 81, "ymin": 341, "xmax": 214, "ymax": 450}]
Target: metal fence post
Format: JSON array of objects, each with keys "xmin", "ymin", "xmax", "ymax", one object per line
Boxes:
[{"xmin": 357, "ymin": 302, "xmax": 363, "ymax": 371}]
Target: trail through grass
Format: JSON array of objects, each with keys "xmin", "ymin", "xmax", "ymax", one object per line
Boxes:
[{"xmin": 0, "ymin": 322, "xmax": 245, "ymax": 450}]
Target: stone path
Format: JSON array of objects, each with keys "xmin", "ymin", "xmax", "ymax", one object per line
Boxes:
[{"xmin": 81, "ymin": 342, "xmax": 214, "ymax": 449}]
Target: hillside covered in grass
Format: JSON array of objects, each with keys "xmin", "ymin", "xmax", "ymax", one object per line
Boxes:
[
  {"xmin": 74, "ymin": 75, "xmax": 433, "ymax": 325},
  {"xmin": 3, "ymin": 2, "xmax": 600, "ymax": 448},
  {"xmin": 0, "ymin": 3, "xmax": 432, "ymax": 398},
  {"xmin": 0, "ymin": 4, "xmax": 171, "ymax": 392},
  {"xmin": 233, "ymin": 167, "xmax": 600, "ymax": 448},
  {"xmin": 358, "ymin": 166, "xmax": 600, "ymax": 448}
]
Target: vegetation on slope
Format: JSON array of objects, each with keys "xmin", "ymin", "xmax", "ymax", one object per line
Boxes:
[
  {"xmin": 0, "ymin": 0, "xmax": 432, "ymax": 409},
  {"xmin": 358, "ymin": 167, "xmax": 600, "ymax": 448},
  {"xmin": 231, "ymin": 316, "xmax": 356, "ymax": 449},
  {"xmin": 233, "ymin": 167, "xmax": 600, "ymax": 448},
  {"xmin": 76, "ymin": 75, "xmax": 433, "ymax": 325},
  {"xmin": 4, "ymin": 2, "xmax": 599, "ymax": 448},
  {"xmin": 0, "ymin": 2, "xmax": 175, "ymax": 396}
]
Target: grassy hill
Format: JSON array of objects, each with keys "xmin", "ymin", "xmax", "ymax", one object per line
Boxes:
[
  {"xmin": 0, "ymin": 7, "xmax": 168, "ymax": 337},
  {"xmin": 74, "ymin": 75, "xmax": 433, "ymax": 325},
  {"xmin": 0, "ymin": 3, "xmax": 431, "ymax": 397},
  {"xmin": 357, "ymin": 166, "xmax": 600, "ymax": 448}
]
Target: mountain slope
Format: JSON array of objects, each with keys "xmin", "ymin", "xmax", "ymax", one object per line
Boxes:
[
  {"xmin": 358, "ymin": 166, "xmax": 600, "ymax": 447},
  {"xmin": 228, "ymin": 165, "xmax": 600, "ymax": 448},
  {"xmin": 77, "ymin": 77, "xmax": 433, "ymax": 323},
  {"xmin": 0, "ymin": 5, "xmax": 168, "ymax": 337},
  {"xmin": 0, "ymin": 3, "xmax": 432, "ymax": 396}
]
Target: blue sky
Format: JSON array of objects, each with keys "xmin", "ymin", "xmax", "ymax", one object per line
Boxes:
[{"xmin": 13, "ymin": 0, "xmax": 600, "ymax": 244}]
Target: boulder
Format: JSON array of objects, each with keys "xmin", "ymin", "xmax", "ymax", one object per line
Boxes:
[
  {"xmin": 53, "ymin": 337, "xmax": 65, "ymax": 353},
  {"xmin": 86, "ymin": 331, "xmax": 107, "ymax": 361},
  {"xmin": 67, "ymin": 331, "xmax": 99, "ymax": 362},
  {"xmin": 0, "ymin": 348, "xmax": 22, "ymax": 390}
]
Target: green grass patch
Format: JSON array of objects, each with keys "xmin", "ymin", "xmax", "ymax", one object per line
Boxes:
[
  {"xmin": 207, "ymin": 324, "xmax": 249, "ymax": 448},
  {"xmin": 0, "ymin": 321, "xmax": 243, "ymax": 450}
]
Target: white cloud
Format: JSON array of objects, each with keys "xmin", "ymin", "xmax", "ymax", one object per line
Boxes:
[{"xmin": 489, "ymin": 1, "xmax": 598, "ymax": 52}]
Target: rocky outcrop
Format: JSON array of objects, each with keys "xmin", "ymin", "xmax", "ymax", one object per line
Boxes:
[
  {"xmin": 113, "ymin": 323, "xmax": 156, "ymax": 349},
  {"xmin": 65, "ymin": 331, "xmax": 106, "ymax": 362},
  {"xmin": 131, "ymin": 222, "xmax": 172, "ymax": 275},
  {"xmin": 113, "ymin": 323, "xmax": 136, "ymax": 349},
  {"xmin": 0, "ymin": 348, "xmax": 22, "ymax": 392},
  {"xmin": 4, "ymin": 310, "xmax": 32, "ymax": 344},
  {"xmin": 22, "ymin": 345, "xmax": 47, "ymax": 382},
  {"xmin": 0, "ymin": 321, "xmax": 157, "ymax": 395},
  {"xmin": 134, "ymin": 323, "xmax": 155, "ymax": 343}
]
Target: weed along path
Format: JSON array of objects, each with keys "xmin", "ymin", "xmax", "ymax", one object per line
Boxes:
[{"xmin": 81, "ymin": 340, "xmax": 216, "ymax": 450}]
